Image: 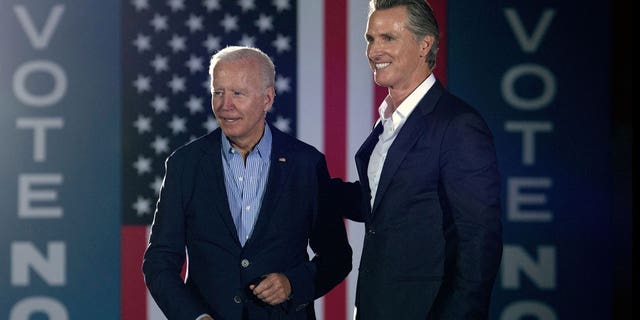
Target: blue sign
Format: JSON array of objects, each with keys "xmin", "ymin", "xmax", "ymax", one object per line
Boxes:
[
  {"xmin": 0, "ymin": 2, "xmax": 120, "ymax": 318},
  {"xmin": 447, "ymin": 1, "xmax": 611, "ymax": 319}
]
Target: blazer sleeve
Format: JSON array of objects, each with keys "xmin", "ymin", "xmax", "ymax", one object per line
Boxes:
[
  {"xmin": 142, "ymin": 155, "xmax": 209, "ymax": 320},
  {"xmin": 433, "ymin": 111, "xmax": 503, "ymax": 319},
  {"xmin": 311, "ymin": 157, "xmax": 353, "ymax": 297},
  {"xmin": 330, "ymin": 178, "xmax": 364, "ymax": 222}
]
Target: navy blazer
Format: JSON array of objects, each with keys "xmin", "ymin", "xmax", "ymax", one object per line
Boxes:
[
  {"xmin": 350, "ymin": 80, "xmax": 502, "ymax": 319},
  {"xmin": 143, "ymin": 125, "xmax": 352, "ymax": 320}
]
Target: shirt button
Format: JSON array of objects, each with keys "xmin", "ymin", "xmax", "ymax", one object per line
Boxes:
[
  {"xmin": 245, "ymin": 205, "xmax": 251, "ymax": 211},
  {"xmin": 233, "ymin": 295, "xmax": 242, "ymax": 304},
  {"xmin": 241, "ymin": 259, "xmax": 250, "ymax": 268},
  {"xmin": 238, "ymin": 176, "xmax": 243, "ymax": 182}
]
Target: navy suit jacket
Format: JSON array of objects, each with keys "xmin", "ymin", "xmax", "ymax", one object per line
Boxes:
[
  {"xmin": 349, "ymin": 80, "xmax": 502, "ymax": 319},
  {"xmin": 143, "ymin": 125, "xmax": 352, "ymax": 320}
]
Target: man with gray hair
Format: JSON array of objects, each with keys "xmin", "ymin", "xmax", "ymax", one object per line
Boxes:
[
  {"xmin": 143, "ymin": 46, "xmax": 352, "ymax": 320},
  {"xmin": 337, "ymin": 0, "xmax": 503, "ymax": 318}
]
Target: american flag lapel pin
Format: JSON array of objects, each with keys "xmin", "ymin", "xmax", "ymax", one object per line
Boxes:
[{"xmin": 278, "ymin": 157, "xmax": 286, "ymax": 162}]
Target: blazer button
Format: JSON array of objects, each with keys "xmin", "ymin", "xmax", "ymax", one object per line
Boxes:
[
  {"xmin": 241, "ymin": 259, "xmax": 250, "ymax": 268},
  {"xmin": 233, "ymin": 295, "xmax": 242, "ymax": 304}
]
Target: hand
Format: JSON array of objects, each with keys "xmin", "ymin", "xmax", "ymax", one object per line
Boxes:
[{"xmin": 249, "ymin": 273, "xmax": 291, "ymax": 305}]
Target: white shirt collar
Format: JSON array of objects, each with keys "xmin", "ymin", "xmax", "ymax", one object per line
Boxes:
[{"xmin": 377, "ymin": 73, "xmax": 436, "ymax": 131}]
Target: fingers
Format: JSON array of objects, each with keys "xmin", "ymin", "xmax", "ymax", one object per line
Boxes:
[{"xmin": 250, "ymin": 273, "xmax": 291, "ymax": 305}]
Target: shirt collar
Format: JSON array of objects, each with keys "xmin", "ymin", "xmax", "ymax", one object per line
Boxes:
[
  {"xmin": 221, "ymin": 123, "xmax": 272, "ymax": 161},
  {"xmin": 378, "ymin": 73, "xmax": 436, "ymax": 130}
]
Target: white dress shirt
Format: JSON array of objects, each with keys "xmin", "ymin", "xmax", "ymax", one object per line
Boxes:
[{"xmin": 367, "ymin": 74, "xmax": 436, "ymax": 208}]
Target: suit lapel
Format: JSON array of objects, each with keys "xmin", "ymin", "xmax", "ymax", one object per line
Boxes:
[
  {"xmin": 244, "ymin": 126, "xmax": 293, "ymax": 248},
  {"xmin": 370, "ymin": 80, "xmax": 444, "ymax": 215},
  {"xmin": 199, "ymin": 130, "xmax": 241, "ymax": 245},
  {"xmin": 355, "ymin": 122, "xmax": 383, "ymax": 203}
]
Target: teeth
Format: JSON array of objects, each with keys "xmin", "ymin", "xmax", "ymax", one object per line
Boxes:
[{"xmin": 375, "ymin": 62, "xmax": 390, "ymax": 69}]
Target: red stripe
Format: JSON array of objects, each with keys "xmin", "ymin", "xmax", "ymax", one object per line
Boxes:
[
  {"xmin": 121, "ymin": 226, "xmax": 148, "ymax": 320},
  {"xmin": 431, "ymin": 0, "xmax": 448, "ymax": 85},
  {"xmin": 374, "ymin": 85, "xmax": 387, "ymax": 122},
  {"xmin": 323, "ymin": 0, "xmax": 348, "ymax": 319}
]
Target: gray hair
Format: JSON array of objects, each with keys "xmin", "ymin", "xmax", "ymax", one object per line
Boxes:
[
  {"xmin": 208, "ymin": 46, "xmax": 276, "ymax": 90},
  {"xmin": 369, "ymin": 0, "xmax": 439, "ymax": 69}
]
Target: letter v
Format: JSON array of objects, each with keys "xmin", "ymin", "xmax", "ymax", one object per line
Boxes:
[
  {"xmin": 504, "ymin": 8, "xmax": 556, "ymax": 53},
  {"xmin": 14, "ymin": 5, "xmax": 65, "ymax": 50}
]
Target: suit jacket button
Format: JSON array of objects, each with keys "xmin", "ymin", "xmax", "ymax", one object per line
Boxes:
[
  {"xmin": 233, "ymin": 295, "xmax": 242, "ymax": 304},
  {"xmin": 241, "ymin": 259, "xmax": 250, "ymax": 268},
  {"xmin": 295, "ymin": 303, "xmax": 308, "ymax": 311}
]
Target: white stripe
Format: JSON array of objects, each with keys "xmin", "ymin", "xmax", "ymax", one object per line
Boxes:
[
  {"xmin": 346, "ymin": 1, "xmax": 373, "ymax": 319},
  {"xmin": 297, "ymin": 0, "xmax": 325, "ymax": 153},
  {"xmin": 299, "ymin": 1, "xmax": 327, "ymax": 318}
]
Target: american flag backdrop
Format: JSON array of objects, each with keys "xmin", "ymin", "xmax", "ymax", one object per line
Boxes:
[{"xmin": 120, "ymin": 0, "xmax": 447, "ymax": 319}]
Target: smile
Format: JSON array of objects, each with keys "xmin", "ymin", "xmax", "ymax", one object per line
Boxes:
[{"xmin": 375, "ymin": 62, "xmax": 390, "ymax": 69}]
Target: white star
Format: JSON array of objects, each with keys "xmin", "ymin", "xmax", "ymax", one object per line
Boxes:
[
  {"xmin": 167, "ymin": 0, "xmax": 185, "ymax": 12},
  {"xmin": 275, "ymin": 75, "xmax": 291, "ymax": 94},
  {"xmin": 203, "ymin": 34, "xmax": 221, "ymax": 52},
  {"xmin": 133, "ymin": 114, "xmax": 152, "ymax": 134},
  {"xmin": 220, "ymin": 14, "xmax": 238, "ymax": 32},
  {"xmin": 131, "ymin": 0, "xmax": 149, "ymax": 11},
  {"xmin": 133, "ymin": 33, "xmax": 151, "ymax": 52},
  {"xmin": 186, "ymin": 96, "xmax": 204, "ymax": 114},
  {"xmin": 238, "ymin": 0, "xmax": 255, "ymax": 12},
  {"xmin": 272, "ymin": 0, "xmax": 290, "ymax": 12},
  {"xmin": 133, "ymin": 74, "xmax": 151, "ymax": 93},
  {"xmin": 238, "ymin": 34, "xmax": 255, "ymax": 47},
  {"xmin": 272, "ymin": 34, "xmax": 291, "ymax": 53},
  {"xmin": 255, "ymin": 14, "xmax": 273, "ymax": 33},
  {"xmin": 168, "ymin": 75, "xmax": 186, "ymax": 93},
  {"xmin": 150, "ymin": 95, "xmax": 169, "ymax": 113},
  {"xmin": 150, "ymin": 54, "xmax": 169, "ymax": 73},
  {"xmin": 272, "ymin": 115, "xmax": 291, "ymax": 133},
  {"xmin": 132, "ymin": 196, "xmax": 152, "ymax": 216},
  {"xmin": 133, "ymin": 155, "xmax": 152, "ymax": 175},
  {"xmin": 203, "ymin": 0, "xmax": 220, "ymax": 11},
  {"xmin": 168, "ymin": 34, "xmax": 186, "ymax": 52},
  {"xmin": 186, "ymin": 55, "xmax": 204, "ymax": 73},
  {"xmin": 150, "ymin": 176, "xmax": 164, "ymax": 195},
  {"xmin": 185, "ymin": 14, "xmax": 203, "ymax": 33},
  {"xmin": 203, "ymin": 116, "xmax": 218, "ymax": 132},
  {"xmin": 150, "ymin": 135, "xmax": 170, "ymax": 154},
  {"xmin": 150, "ymin": 14, "xmax": 168, "ymax": 32},
  {"xmin": 168, "ymin": 115, "xmax": 187, "ymax": 135},
  {"xmin": 203, "ymin": 79, "xmax": 212, "ymax": 92}
]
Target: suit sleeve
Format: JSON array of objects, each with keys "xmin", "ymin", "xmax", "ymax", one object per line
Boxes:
[
  {"xmin": 311, "ymin": 157, "xmax": 354, "ymax": 297},
  {"xmin": 280, "ymin": 156, "xmax": 353, "ymax": 312},
  {"xmin": 330, "ymin": 178, "xmax": 364, "ymax": 222},
  {"xmin": 142, "ymin": 155, "xmax": 209, "ymax": 320},
  {"xmin": 434, "ymin": 111, "xmax": 503, "ymax": 319}
]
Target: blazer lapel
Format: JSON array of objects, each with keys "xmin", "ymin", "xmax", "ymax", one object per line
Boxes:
[
  {"xmin": 199, "ymin": 130, "xmax": 241, "ymax": 245},
  {"xmin": 244, "ymin": 126, "xmax": 293, "ymax": 248},
  {"xmin": 355, "ymin": 122, "xmax": 383, "ymax": 200},
  {"xmin": 371, "ymin": 80, "xmax": 444, "ymax": 215}
]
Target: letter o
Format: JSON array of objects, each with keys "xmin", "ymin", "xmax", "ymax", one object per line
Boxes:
[
  {"xmin": 13, "ymin": 60, "xmax": 67, "ymax": 107},
  {"xmin": 10, "ymin": 296, "xmax": 68, "ymax": 320},
  {"xmin": 501, "ymin": 63, "xmax": 556, "ymax": 110},
  {"xmin": 500, "ymin": 300, "xmax": 557, "ymax": 320}
]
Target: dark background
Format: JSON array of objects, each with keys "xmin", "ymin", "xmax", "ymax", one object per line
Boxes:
[{"xmin": 611, "ymin": 0, "xmax": 632, "ymax": 318}]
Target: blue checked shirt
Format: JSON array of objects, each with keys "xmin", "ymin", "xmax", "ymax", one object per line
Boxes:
[{"xmin": 221, "ymin": 124, "xmax": 272, "ymax": 247}]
